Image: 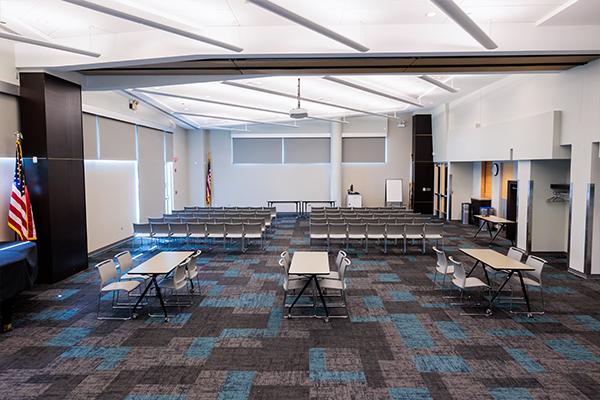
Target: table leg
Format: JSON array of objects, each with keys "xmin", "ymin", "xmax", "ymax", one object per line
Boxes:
[
  {"xmin": 490, "ymin": 223, "xmax": 505, "ymax": 245},
  {"xmin": 482, "ymin": 264, "xmax": 491, "ymax": 286},
  {"xmin": 517, "ymin": 271, "xmax": 532, "ymax": 316},
  {"xmin": 487, "ymin": 222, "xmax": 494, "ymax": 239},
  {"xmin": 132, "ymin": 276, "xmax": 155, "ymax": 315},
  {"xmin": 313, "ymin": 276, "xmax": 330, "ymax": 322},
  {"xmin": 287, "ymin": 276, "xmax": 314, "ymax": 317},
  {"xmin": 486, "ymin": 271, "xmax": 515, "ymax": 314},
  {"xmin": 473, "ymin": 221, "xmax": 485, "ymax": 239},
  {"xmin": 466, "ymin": 260, "xmax": 480, "ymax": 277},
  {"xmin": 152, "ymin": 276, "xmax": 169, "ymax": 321}
]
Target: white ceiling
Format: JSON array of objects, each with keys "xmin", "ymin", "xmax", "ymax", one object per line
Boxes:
[
  {"xmin": 1, "ymin": 0, "xmax": 599, "ymax": 129},
  {"xmin": 135, "ymin": 73, "xmax": 504, "ymax": 129}
]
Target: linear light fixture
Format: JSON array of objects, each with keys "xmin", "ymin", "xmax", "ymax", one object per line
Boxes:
[
  {"xmin": 0, "ymin": 31, "xmax": 100, "ymax": 57},
  {"xmin": 122, "ymin": 90, "xmax": 199, "ymax": 130},
  {"xmin": 419, "ymin": 75, "xmax": 458, "ymax": 93},
  {"xmin": 429, "ymin": 0, "xmax": 498, "ymax": 50},
  {"xmin": 323, "ymin": 76, "xmax": 423, "ymax": 108},
  {"xmin": 62, "ymin": 0, "xmax": 243, "ymax": 52},
  {"xmin": 222, "ymin": 81, "xmax": 395, "ymax": 119},
  {"xmin": 135, "ymin": 88, "xmax": 347, "ymax": 124},
  {"xmin": 246, "ymin": 0, "xmax": 369, "ymax": 52},
  {"xmin": 176, "ymin": 111, "xmax": 299, "ymax": 128},
  {"xmin": 536, "ymin": 0, "xmax": 580, "ymax": 26}
]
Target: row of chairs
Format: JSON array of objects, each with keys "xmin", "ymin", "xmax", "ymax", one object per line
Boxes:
[
  {"xmin": 311, "ymin": 217, "xmax": 432, "ymax": 225},
  {"xmin": 312, "ymin": 206, "xmax": 410, "ymax": 212},
  {"xmin": 95, "ymin": 250, "xmax": 202, "ymax": 320},
  {"xmin": 149, "ymin": 216, "xmax": 272, "ymax": 229},
  {"xmin": 280, "ymin": 250, "xmax": 350, "ymax": 319},
  {"xmin": 310, "ymin": 222, "xmax": 443, "ymax": 253},
  {"xmin": 312, "ymin": 211, "xmax": 420, "ymax": 217},
  {"xmin": 174, "ymin": 207, "xmax": 277, "ymax": 218},
  {"xmin": 133, "ymin": 222, "xmax": 265, "ymax": 252},
  {"xmin": 432, "ymin": 246, "xmax": 547, "ymax": 315}
]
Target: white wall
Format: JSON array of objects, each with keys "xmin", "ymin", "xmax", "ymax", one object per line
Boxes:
[
  {"xmin": 0, "ymin": 41, "xmax": 17, "ymax": 85},
  {"xmin": 84, "ymin": 160, "xmax": 137, "ymax": 251},
  {"xmin": 530, "ymin": 160, "xmax": 570, "ymax": 252},
  {"xmin": 172, "ymin": 127, "xmax": 190, "ymax": 210},
  {"xmin": 0, "ymin": 94, "xmax": 20, "ymax": 241},
  {"xmin": 342, "ymin": 117, "xmax": 412, "ymax": 207},
  {"xmin": 448, "ymin": 162, "xmax": 473, "ymax": 221},
  {"xmin": 186, "ymin": 130, "xmax": 207, "ymax": 207},
  {"xmin": 433, "ymin": 59, "xmax": 600, "ymax": 272}
]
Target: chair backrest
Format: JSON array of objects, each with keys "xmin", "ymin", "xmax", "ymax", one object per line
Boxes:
[
  {"xmin": 186, "ymin": 250, "xmax": 202, "ymax": 273},
  {"xmin": 174, "ymin": 263, "xmax": 188, "ymax": 284},
  {"xmin": 335, "ymin": 250, "xmax": 347, "ymax": 269},
  {"xmin": 328, "ymin": 218, "xmax": 344, "ymax": 224},
  {"xmin": 151, "ymin": 223, "xmax": 169, "ymax": 234},
  {"xmin": 405, "ymin": 223, "xmax": 424, "ymax": 236},
  {"xmin": 164, "ymin": 217, "xmax": 181, "ymax": 223},
  {"xmin": 133, "ymin": 223, "xmax": 151, "ymax": 235},
  {"xmin": 169, "ymin": 223, "xmax": 188, "ymax": 234},
  {"xmin": 243, "ymin": 223, "xmax": 263, "ymax": 235},
  {"xmin": 114, "ymin": 251, "xmax": 133, "ymax": 274},
  {"xmin": 347, "ymin": 223, "xmax": 366, "ymax": 235},
  {"xmin": 397, "ymin": 218, "xmax": 413, "ymax": 224},
  {"xmin": 280, "ymin": 250, "xmax": 291, "ymax": 265},
  {"xmin": 338, "ymin": 257, "xmax": 351, "ymax": 283},
  {"xmin": 206, "ymin": 223, "xmax": 225, "ymax": 234},
  {"xmin": 432, "ymin": 246, "xmax": 447, "ymax": 272},
  {"xmin": 188, "ymin": 223, "xmax": 206, "ymax": 235},
  {"xmin": 367, "ymin": 223, "xmax": 385, "ymax": 235},
  {"xmin": 507, "ymin": 247, "xmax": 527, "ymax": 262},
  {"xmin": 386, "ymin": 223, "xmax": 404, "ymax": 236},
  {"xmin": 328, "ymin": 223, "xmax": 347, "ymax": 235},
  {"xmin": 310, "ymin": 222, "xmax": 328, "ymax": 235},
  {"xmin": 96, "ymin": 259, "xmax": 118, "ymax": 286},
  {"xmin": 424, "ymin": 223, "xmax": 444, "ymax": 236},
  {"xmin": 449, "ymin": 256, "xmax": 465, "ymax": 287},
  {"xmin": 148, "ymin": 217, "xmax": 164, "ymax": 224},
  {"xmin": 525, "ymin": 255, "xmax": 547, "ymax": 283}
]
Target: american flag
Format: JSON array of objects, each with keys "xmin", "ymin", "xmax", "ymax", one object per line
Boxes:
[
  {"xmin": 7, "ymin": 133, "xmax": 36, "ymax": 241},
  {"xmin": 205, "ymin": 154, "xmax": 212, "ymax": 206}
]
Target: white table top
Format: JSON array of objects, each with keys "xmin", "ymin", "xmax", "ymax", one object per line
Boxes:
[
  {"xmin": 289, "ymin": 251, "xmax": 330, "ymax": 275},
  {"xmin": 460, "ymin": 248, "xmax": 534, "ymax": 271},
  {"xmin": 128, "ymin": 251, "xmax": 194, "ymax": 275},
  {"xmin": 475, "ymin": 215, "xmax": 516, "ymax": 224}
]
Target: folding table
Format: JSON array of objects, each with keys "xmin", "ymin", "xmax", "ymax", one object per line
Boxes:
[
  {"xmin": 287, "ymin": 251, "xmax": 331, "ymax": 322},
  {"xmin": 474, "ymin": 215, "xmax": 516, "ymax": 245},
  {"xmin": 129, "ymin": 251, "xmax": 193, "ymax": 321}
]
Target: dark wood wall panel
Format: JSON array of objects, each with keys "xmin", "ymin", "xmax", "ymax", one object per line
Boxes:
[
  {"xmin": 412, "ymin": 114, "xmax": 434, "ymax": 214},
  {"xmin": 19, "ymin": 73, "xmax": 88, "ymax": 283}
]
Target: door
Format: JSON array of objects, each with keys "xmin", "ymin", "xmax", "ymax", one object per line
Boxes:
[{"xmin": 506, "ymin": 180, "xmax": 518, "ymax": 241}]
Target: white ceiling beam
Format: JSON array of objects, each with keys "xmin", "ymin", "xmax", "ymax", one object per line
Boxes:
[
  {"xmin": 536, "ymin": 0, "xmax": 580, "ymax": 26},
  {"xmin": 0, "ymin": 31, "xmax": 100, "ymax": 57},
  {"xmin": 222, "ymin": 81, "xmax": 396, "ymax": 120},
  {"xmin": 246, "ymin": 0, "xmax": 369, "ymax": 52},
  {"xmin": 323, "ymin": 76, "xmax": 423, "ymax": 107},
  {"xmin": 62, "ymin": 0, "xmax": 243, "ymax": 52},
  {"xmin": 122, "ymin": 89, "xmax": 199, "ymax": 130},
  {"xmin": 419, "ymin": 75, "xmax": 458, "ymax": 93},
  {"xmin": 176, "ymin": 111, "xmax": 299, "ymax": 128},
  {"xmin": 430, "ymin": 0, "xmax": 498, "ymax": 50},
  {"xmin": 135, "ymin": 88, "xmax": 347, "ymax": 124}
]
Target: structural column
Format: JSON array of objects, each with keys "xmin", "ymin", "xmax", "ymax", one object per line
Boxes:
[
  {"xmin": 330, "ymin": 121, "xmax": 342, "ymax": 206},
  {"xmin": 568, "ymin": 142, "xmax": 598, "ymax": 276},
  {"xmin": 516, "ymin": 160, "xmax": 532, "ymax": 252},
  {"xmin": 19, "ymin": 73, "xmax": 88, "ymax": 283}
]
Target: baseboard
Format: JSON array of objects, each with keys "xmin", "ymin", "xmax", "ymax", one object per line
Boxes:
[
  {"xmin": 568, "ymin": 268, "xmax": 600, "ymax": 279},
  {"xmin": 88, "ymin": 236, "xmax": 133, "ymax": 257},
  {"xmin": 531, "ymin": 251, "xmax": 568, "ymax": 258}
]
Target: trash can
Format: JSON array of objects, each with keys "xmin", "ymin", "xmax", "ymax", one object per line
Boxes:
[{"xmin": 461, "ymin": 203, "xmax": 470, "ymax": 224}]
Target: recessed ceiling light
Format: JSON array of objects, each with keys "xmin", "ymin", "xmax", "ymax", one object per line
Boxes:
[{"xmin": 426, "ymin": 11, "xmax": 437, "ymax": 17}]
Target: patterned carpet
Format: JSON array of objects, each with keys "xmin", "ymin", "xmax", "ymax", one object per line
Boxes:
[{"xmin": 1, "ymin": 216, "xmax": 600, "ymax": 400}]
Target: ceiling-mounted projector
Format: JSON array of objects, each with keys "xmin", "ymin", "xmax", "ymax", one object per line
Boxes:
[
  {"xmin": 290, "ymin": 107, "xmax": 308, "ymax": 119},
  {"xmin": 289, "ymin": 78, "xmax": 308, "ymax": 119}
]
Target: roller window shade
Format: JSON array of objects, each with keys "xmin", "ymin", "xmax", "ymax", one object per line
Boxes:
[
  {"xmin": 97, "ymin": 117, "xmax": 136, "ymax": 160},
  {"xmin": 284, "ymin": 138, "xmax": 330, "ymax": 163},
  {"xmin": 137, "ymin": 126, "xmax": 166, "ymax": 220},
  {"xmin": 342, "ymin": 137, "xmax": 386, "ymax": 163},
  {"xmin": 232, "ymin": 138, "xmax": 282, "ymax": 164}
]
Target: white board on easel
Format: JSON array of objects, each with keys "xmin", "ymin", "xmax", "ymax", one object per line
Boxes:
[{"xmin": 385, "ymin": 179, "xmax": 403, "ymax": 205}]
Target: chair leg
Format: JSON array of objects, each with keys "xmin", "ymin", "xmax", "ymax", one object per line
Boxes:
[
  {"xmin": 432, "ymin": 270, "xmax": 438, "ymax": 289},
  {"xmin": 384, "ymin": 238, "xmax": 387, "ymax": 254}
]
